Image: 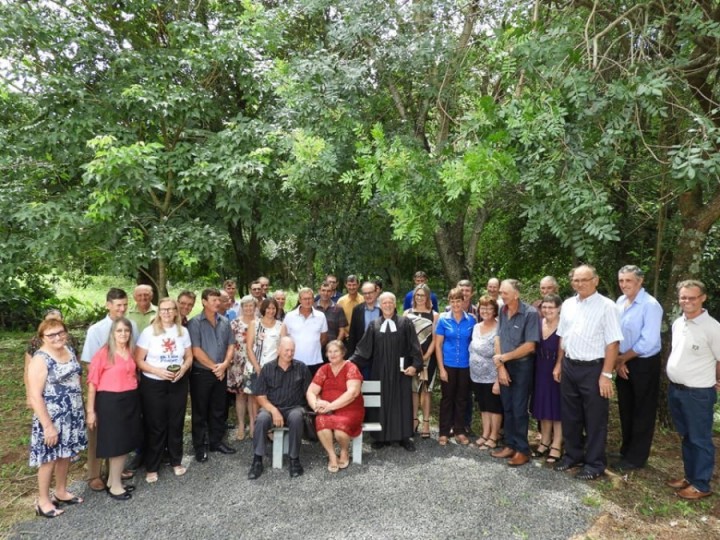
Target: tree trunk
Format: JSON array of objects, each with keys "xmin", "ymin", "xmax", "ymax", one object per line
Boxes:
[
  {"xmin": 228, "ymin": 220, "xmax": 262, "ymax": 293},
  {"xmin": 434, "ymin": 216, "xmax": 470, "ymax": 286}
]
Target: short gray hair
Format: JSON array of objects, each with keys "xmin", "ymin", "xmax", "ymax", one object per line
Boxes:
[{"xmin": 618, "ymin": 265, "xmax": 644, "ymax": 278}]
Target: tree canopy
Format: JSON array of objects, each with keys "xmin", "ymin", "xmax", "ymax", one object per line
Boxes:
[{"xmin": 2, "ymin": 0, "xmax": 720, "ymax": 318}]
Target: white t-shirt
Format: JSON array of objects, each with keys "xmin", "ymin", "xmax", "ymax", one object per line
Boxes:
[{"xmin": 137, "ymin": 325, "xmax": 192, "ymax": 381}]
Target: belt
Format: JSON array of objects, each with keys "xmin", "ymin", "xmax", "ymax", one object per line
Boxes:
[
  {"xmin": 670, "ymin": 382, "xmax": 713, "ymax": 391},
  {"xmin": 565, "ymin": 356, "xmax": 603, "ymax": 366}
]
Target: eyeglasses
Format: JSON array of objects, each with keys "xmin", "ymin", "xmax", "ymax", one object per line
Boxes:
[
  {"xmin": 362, "ymin": 291, "xmax": 375, "ymax": 296},
  {"xmin": 159, "ymin": 308, "xmax": 177, "ymax": 313},
  {"xmin": 44, "ymin": 330, "xmax": 67, "ymax": 340},
  {"xmin": 571, "ymin": 277, "xmax": 595, "ymax": 284}
]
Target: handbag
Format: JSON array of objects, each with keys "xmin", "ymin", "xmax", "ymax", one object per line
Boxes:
[{"xmin": 302, "ymin": 409, "xmax": 319, "ymax": 442}]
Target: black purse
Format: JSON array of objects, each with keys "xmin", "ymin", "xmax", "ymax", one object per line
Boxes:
[{"xmin": 303, "ymin": 409, "xmax": 319, "ymax": 442}]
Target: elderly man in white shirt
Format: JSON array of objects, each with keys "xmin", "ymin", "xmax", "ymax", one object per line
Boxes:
[{"xmin": 554, "ymin": 265, "xmax": 623, "ymax": 480}]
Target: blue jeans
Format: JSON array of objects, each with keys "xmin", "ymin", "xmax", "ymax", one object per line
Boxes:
[
  {"xmin": 668, "ymin": 383, "xmax": 717, "ymax": 493},
  {"xmin": 499, "ymin": 357, "xmax": 534, "ymax": 455}
]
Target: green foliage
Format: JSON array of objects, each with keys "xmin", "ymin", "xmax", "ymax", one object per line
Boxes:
[{"xmin": 0, "ymin": 275, "xmax": 61, "ymax": 330}]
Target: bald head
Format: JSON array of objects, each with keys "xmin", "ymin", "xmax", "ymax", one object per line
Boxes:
[
  {"xmin": 278, "ymin": 336, "xmax": 296, "ymax": 365},
  {"xmin": 134, "ymin": 284, "xmax": 153, "ymax": 312}
]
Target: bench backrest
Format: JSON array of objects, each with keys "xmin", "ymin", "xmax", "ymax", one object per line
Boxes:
[{"xmin": 361, "ymin": 380, "xmax": 381, "ymax": 408}]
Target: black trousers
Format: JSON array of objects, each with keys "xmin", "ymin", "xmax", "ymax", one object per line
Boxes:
[
  {"xmin": 439, "ymin": 367, "xmax": 470, "ymax": 437},
  {"xmin": 561, "ymin": 358, "xmax": 608, "ymax": 474},
  {"xmin": 140, "ymin": 375, "xmax": 189, "ymax": 472},
  {"xmin": 190, "ymin": 367, "xmax": 227, "ymax": 450},
  {"xmin": 615, "ymin": 354, "xmax": 661, "ymax": 466}
]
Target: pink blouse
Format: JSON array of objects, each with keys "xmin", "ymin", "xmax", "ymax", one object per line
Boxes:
[{"xmin": 87, "ymin": 346, "xmax": 138, "ymax": 392}]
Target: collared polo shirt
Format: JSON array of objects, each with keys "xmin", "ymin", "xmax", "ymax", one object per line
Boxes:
[
  {"xmin": 558, "ymin": 292, "xmax": 623, "ymax": 360},
  {"xmin": 667, "ymin": 310, "xmax": 720, "ymax": 387},
  {"xmin": 314, "ymin": 300, "xmax": 348, "ymax": 341},
  {"xmin": 497, "ymin": 301, "xmax": 539, "ymax": 356},
  {"xmin": 188, "ymin": 311, "xmax": 235, "ymax": 370},
  {"xmin": 127, "ymin": 304, "xmax": 158, "ymax": 333},
  {"xmin": 255, "ymin": 359, "xmax": 312, "ymax": 409},
  {"xmin": 436, "ymin": 311, "xmax": 475, "ymax": 368},
  {"xmin": 616, "ymin": 288, "xmax": 663, "ymax": 357},
  {"xmin": 337, "ymin": 293, "xmax": 362, "ymax": 329},
  {"xmin": 283, "ymin": 307, "xmax": 328, "ymax": 366}
]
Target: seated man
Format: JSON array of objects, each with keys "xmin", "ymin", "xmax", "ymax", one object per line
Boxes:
[{"xmin": 248, "ymin": 337, "xmax": 312, "ymax": 480}]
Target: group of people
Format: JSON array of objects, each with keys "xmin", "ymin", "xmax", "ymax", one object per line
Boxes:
[{"xmin": 25, "ymin": 267, "xmax": 720, "ymax": 518}]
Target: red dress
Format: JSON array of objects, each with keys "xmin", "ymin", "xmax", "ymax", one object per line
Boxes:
[{"xmin": 312, "ymin": 361, "xmax": 365, "ymax": 437}]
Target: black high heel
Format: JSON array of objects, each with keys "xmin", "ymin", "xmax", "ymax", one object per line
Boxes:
[{"xmin": 35, "ymin": 504, "xmax": 63, "ymax": 518}]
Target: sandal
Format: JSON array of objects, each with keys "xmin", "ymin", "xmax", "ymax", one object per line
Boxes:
[
  {"xmin": 413, "ymin": 418, "xmax": 419, "ymax": 433},
  {"xmin": 438, "ymin": 436, "xmax": 449, "ymax": 446},
  {"xmin": 546, "ymin": 447, "xmax": 562, "ymax": 464},
  {"xmin": 481, "ymin": 438, "xmax": 498, "ymax": 450},
  {"xmin": 52, "ymin": 493, "xmax": 83, "ymax": 506},
  {"xmin": 35, "ymin": 504, "xmax": 63, "ymax": 518},
  {"xmin": 327, "ymin": 463, "xmax": 339, "ymax": 473},
  {"xmin": 455, "ymin": 434, "xmax": 470, "ymax": 445},
  {"xmin": 576, "ymin": 469, "xmax": 603, "ymax": 481},
  {"xmin": 145, "ymin": 472, "xmax": 159, "ymax": 484},
  {"xmin": 338, "ymin": 460, "xmax": 349, "ymax": 470},
  {"xmin": 531, "ymin": 443, "xmax": 550, "ymax": 458},
  {"xmin": 173, "ymin": 465, "xmax": 187, "ymax": 477},
  {"xmin": 475, "ymin": 436, "xmax": 487, "ymax": 447},
  {"xmin": 88, "ymin": 477, "xmax": 106, "ymax": 492},
  {"xmin": 421, "ymin": 420, "xmax": 431, "ymax": 439}
]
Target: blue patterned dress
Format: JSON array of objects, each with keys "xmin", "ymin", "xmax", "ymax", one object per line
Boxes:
[{"xmin": 29, "ymin": 349, "xmax": 87, "ymax": 467}]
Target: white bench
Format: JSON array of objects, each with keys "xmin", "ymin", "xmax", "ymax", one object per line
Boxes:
[
  {"xmin": 270, "ymin": 380, "xmax": 382, "ymax": 468},
  {"xmin": 352, "ymin": 380, "xmax": 382, "ymax": 464}
]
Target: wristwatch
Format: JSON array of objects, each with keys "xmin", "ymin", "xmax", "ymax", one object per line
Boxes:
[{"xmin": 601, "ymin": 371, "xmax": 613, "ymax": 379}]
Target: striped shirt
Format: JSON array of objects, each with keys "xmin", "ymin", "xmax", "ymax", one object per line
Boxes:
[
  {"xmin": 255, "ymin": 359, "xmax": 312, "ymax": 409},
  {"xmin": 558, "ymin": 292, "xmax": 623, "ymax": 360}
]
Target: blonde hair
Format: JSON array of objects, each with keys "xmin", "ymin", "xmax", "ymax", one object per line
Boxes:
[{"xmin": 152, "ymin": 298, "xmax": 185, "ymax": 337}]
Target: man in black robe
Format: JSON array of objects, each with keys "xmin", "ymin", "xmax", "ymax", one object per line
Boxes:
[{"xmin": 350, "ymin": 292, "xmax": 423, "ymax": 451}]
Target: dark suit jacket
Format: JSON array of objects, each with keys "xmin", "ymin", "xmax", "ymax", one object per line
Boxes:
[{"xmin": 347, "ymin": 303, "xmax": 378, "ymax": 356}]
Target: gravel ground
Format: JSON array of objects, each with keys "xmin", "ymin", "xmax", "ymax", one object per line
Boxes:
[{"xmin": 11, "ymin": 435, "xmax": 601, "ymax": 540}]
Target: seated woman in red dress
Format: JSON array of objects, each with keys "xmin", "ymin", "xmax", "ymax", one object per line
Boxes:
[{"xmin": 306, "ymin": 340, "xmax": 364, "ymax": 472}]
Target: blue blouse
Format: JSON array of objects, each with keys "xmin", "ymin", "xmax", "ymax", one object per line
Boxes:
[{"xmin": 436, "ymin": 311, "xmax": 475, "ymax": 368}]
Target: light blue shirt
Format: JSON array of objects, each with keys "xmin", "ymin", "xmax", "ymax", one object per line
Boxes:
[
  {"xmin": 616, "ymin": 288, "xmax": 663, "ymax": 357},
  {"xmin": 363, "ymin": 304, "xmax": 380, "ymax": 330}
]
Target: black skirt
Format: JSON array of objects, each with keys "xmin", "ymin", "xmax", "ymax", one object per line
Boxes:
[
  {"xmin": 473, "ymin": 382, "xmax": 503, "ymax": 414},
  {"xmin": 96, "ymin": 389, "xmax": 143, "ymax": 458}
]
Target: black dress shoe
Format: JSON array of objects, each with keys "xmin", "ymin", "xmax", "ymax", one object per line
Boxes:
[
  {"xmin": 248, "ymin": 458, "xmax": 264, "ymax": 480},
  {"xmin": 400, "ymin": 439, "xmax": 416, "ymax": 452},
  {"xmin": 289, "ymin": 458, "xmax": 304, "ymax": 478},
  {"xmin": 195, "ymin": 449, "xmax": 208, "ymax": 463},
  {"xmin": 209, "ymin": 442, "xmax": 237, "ymax": 455},
  {"xmin": 371, "ymin": 441, "xmax": 386, "ymax": 450},
  {"xmin": 612, "ymin": 460, "xmax": 641, "ymax": 472}
]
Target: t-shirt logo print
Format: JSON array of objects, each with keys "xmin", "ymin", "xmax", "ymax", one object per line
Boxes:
[{"xmin": 162, "ymin": 338, "xmax": 177, "ymax": 354}]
